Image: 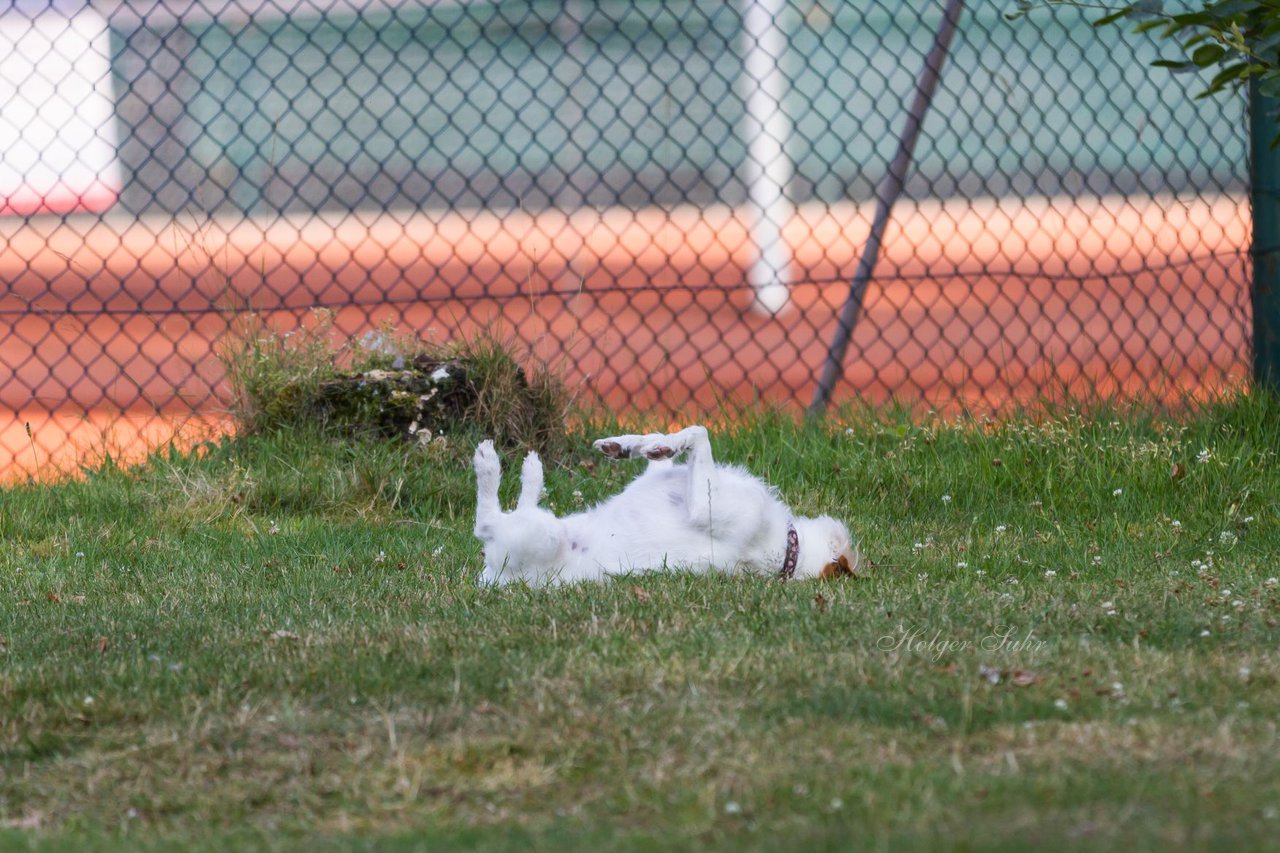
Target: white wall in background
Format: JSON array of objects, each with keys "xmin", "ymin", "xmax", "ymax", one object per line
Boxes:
[{"xmin": 0, "ymin": 9, "xmax": 120, "ymax": 215}]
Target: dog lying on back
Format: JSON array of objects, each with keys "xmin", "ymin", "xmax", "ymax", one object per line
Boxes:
[{"xmin": 473, "ymin": 425, "xmax": 861, "ymax": 586}]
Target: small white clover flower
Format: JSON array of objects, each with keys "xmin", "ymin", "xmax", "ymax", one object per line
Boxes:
[
  {"xmin": 374, "ymin": 551, "xmax": 387, "ymax": 564},
  {"xmin": 1265, "ymin": 577, "xmax": 1279, "ymax": 589},
  {"xmin": 1044, "ymin": 570, "xmax": 1057, "ymax": 579},
  {"xmin": 1092, "ymin": 555, "xmax": 1103, "ymax": 566},
  {"xmin": 995, "ymin": 525, "xmax": 1007, "ymax": 534},
  {"xmin": 1101, "ymin": 600, "xmax": 1118, "ymax": 616},
  {"xmin": 941, "ymin": 494, "xmax": 952, "ymax": 503},
  {"xmin": 829, "ymin": 797, "xmax": 844, "ymax": 811},
  {"xmin": 1171, "ymin": 520, "xmax": 1182, "ymax": 530},
  {"xmin": 724, "ymin": 801, "xmax": 742, "ymax": 815},
  {"xmin": 1197, "ymin": 448, "xmax": 1212, "ymax": 464},
  {"xmin": 1200, "ymin": 629, "xmax": 1211, "ymax": 637},
  {"xmin": 1054, "ymin": 698, "xmax": 1069, "ymax": 710},
  {"xmin": 1112, "ymin": 488, "xmax": 1123, "ymax": 497},
  {"xmin": 1239, "ymin": 666, "xmax": 1252, "ymax": 681},
  {"xmin": 956, "ymin": 561, "xmax": 968, "ymax": 569},
  {"xmin": 1219, "ymin": 531, "xmax": 1238, "ymax": 546},
  {"xmin": 83, "ymin": 696, "xmax": 94, "ymax": 706},
  {"xmin": 917, "ymin": 572, "xmax": 929, "ymax": 581},
  {"xmin": 268, "ymin": 521, "xmax": 280, "ymax": 535}
]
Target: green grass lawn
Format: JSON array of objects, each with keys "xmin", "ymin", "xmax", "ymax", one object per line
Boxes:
[{"xmin": 3, "ymin": 396, "xmax": 1280, "ymax": 850}]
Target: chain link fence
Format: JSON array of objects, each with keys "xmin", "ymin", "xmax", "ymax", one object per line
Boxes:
[{"xmin": 0, "ymin": 0, "xmax": 1251, "ymax": 477}]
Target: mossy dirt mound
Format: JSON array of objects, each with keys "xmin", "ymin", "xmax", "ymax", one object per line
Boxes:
[
  {"xmin": 220, "ymin": 313, "xmax": 570, "ymax": 454},
  {"xmin": 313, "ymin": 356, "xmax": 472, "ymax": 441}
]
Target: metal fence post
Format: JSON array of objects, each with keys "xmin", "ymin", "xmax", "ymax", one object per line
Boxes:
[
  {"xmin": 807, "ymin": 0, "xmax": 965, "ymax": 416},
  {"xmin": 1252, "ymin": 77, "xmax": 1280, "ymax": 395}
]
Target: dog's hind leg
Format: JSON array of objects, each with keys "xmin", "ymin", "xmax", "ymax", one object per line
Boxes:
[
  {"xmin": 474, "ymin": 441, "xmax": 568, "ymax": 585},
  {"xmin": 517, "ymin": 452, "xmax": 544, "ymax": 510},
  {"xmin": 473, "ymin": 440, "xmax": 502, "ymax": 540}
]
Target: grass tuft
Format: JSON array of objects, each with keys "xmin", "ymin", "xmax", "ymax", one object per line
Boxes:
[{"xmin": 450, "ymin": 328, "xmax": 574, "ymax": 457}]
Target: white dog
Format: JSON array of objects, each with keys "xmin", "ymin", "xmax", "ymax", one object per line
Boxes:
[{"xmin": 472, "ymin": 425, "xmax": 861, "ymax": 585}]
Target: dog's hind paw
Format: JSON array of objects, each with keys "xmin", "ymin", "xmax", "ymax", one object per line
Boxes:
[{"xmin": 474, "ymin": 439, "xmax": 500, "ymax": 477}]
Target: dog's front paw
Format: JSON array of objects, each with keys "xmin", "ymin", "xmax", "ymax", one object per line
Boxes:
[
  {"xmin": 640, "ymin": 443, "xmax": 674, "ymax": 460},
  {"xmin": 593, "ymin": 437, "xmax": 626, "ymax": 458},
  {"xmin": 593, "ymin": 433, "xmax": 672, "ymax": 460}
]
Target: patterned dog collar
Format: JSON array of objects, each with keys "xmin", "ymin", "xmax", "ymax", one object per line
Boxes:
[{"xmin": 780, "ymin": 523, "xmax": 799, "ymax": 580}]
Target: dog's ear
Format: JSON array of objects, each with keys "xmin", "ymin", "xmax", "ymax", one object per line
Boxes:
[{"xmin": 818, "ymin": 550, "xmax": 861, "ymax": 580}]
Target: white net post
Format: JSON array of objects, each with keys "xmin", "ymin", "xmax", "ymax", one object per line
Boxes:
[{"xmin": 741, "ymin": 0, "xmax": 793, "ymax": 314}]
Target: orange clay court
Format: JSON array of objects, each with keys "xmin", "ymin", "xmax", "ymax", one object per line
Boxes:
[{"xmin": 0, "ymin": 193, "xmax": 1252, "ymax": 479}]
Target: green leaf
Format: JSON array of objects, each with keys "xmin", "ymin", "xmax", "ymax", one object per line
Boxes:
[
  {"xmin": 1253, "ymin": 30, "xmax": 1280, "ymax": 61},
  {"xmin": 1205, "ymin": 60, "xmax": 1252, "ymax": 92},
  {"xmin": 1092, "ymin": 8, "xmax": 1134, "ymax": 27},
  {"xmin": 1203, "ymin": 0, "xmax": 1255, "ymax": 18},
  {"xmin": 1132, "ymin": 19, "xmax": 1169, "ymax": 35},
  {"xmin": 1259, "ymin": 74, "xmax": 1280, "ymax": 99},
  {"xmin": 1152, "ymin": 59, "xmax": 1191, "ymax": 69},
  {"xmin": 1167, "ymin": 12, "xmax": 1213, "ymax": 28},
  {"xmin": 1191, "ymin": 44, "xmax": 1227, "ymax": 65}
]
